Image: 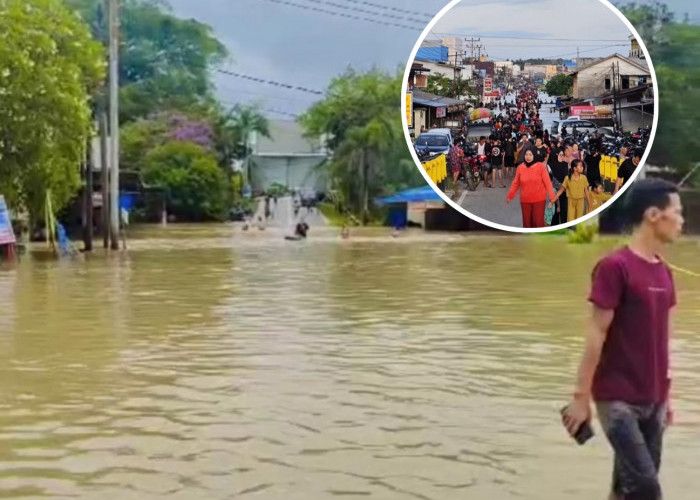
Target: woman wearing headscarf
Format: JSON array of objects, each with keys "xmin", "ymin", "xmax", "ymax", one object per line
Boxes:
[{"xmin": 506, "ymin": 147, "xmax": 557, "ymax": 228}]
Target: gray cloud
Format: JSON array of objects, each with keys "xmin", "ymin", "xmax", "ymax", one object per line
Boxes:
[{"xmin": 164, "ymin": 0, "xmax": 695, "ymax": 117}]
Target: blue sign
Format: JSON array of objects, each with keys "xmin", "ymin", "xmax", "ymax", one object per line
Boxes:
[
  {"xmin": 0, "ymin": 195, "xmax": 16, "ymax": 245},
  {"xmin": 120, "ymin": 193, "xmax": 135, "ymax": 211}
]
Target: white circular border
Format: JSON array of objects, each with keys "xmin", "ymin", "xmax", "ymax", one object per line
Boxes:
[{"xmin": 401, "ymin": 0, "xmax": 659, "ymax": 233}]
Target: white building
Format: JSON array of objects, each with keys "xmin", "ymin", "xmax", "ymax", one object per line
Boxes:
[
  {"xmin": 251, "ymin": 120, "xmax": 329, "ymax": 193},
  {"xmin": 441, "ymin": 36, "xmax": 464, "ymax": 62},
  {"xmin": 414, "ymin": 59, "xmax": 473, "ymax": 83},
  {"xmin": 571, "ymin": 54, "xmax": 651, "ymax": 99}
]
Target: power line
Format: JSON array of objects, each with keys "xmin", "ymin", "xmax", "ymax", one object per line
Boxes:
[
  {"xmin": 433, "ymin": 32, "xmax": 630, "ymax": 42},
  {"xmin": 465, "ymin": 42, "xmax": 629, "ymax": 48},
  {"xmin": 336, "ymin": 0, "xmax": 434, "ymax": 19},
  {"xmin": 258, "ymin": 0, "xmax": 422, "ymax": 30},
  {"xmin": 540, "ymin": 44, "xmax": 628, "ymax": 60},
  {"xmin": 215, "ymin": 83, "xmax": 319, "ymax": 103},
  {"xmin": 215, "ymin": 68, "xmax": 325, "ymax": 95},
  {"xmin": 305, "ymin": 0, "xmax": 428, "ymax": 25},
  {"xmin": 220, "ymin": 99, "xmax": 301, "ymax": 118}
]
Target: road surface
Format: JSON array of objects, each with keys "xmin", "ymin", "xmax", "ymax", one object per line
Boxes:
[
  {"xmin": 456, "ymin": 92, "xmax": 558, "ymax": 228},
  {"xmin": 253, "ymin": 195, "xmax": 328, "ymax": 229}
]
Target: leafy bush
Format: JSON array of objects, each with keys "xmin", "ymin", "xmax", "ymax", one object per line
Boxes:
[
  {"xmin": 568, "ymin": 222, "xmax": 599, "ymax": 244},
  {"xmin": 142, "ymin": 141, "xmax": 229, "ymax": 221}
]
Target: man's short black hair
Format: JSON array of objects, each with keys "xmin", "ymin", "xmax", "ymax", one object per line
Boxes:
[
  {"xmin": 623, "ymin": 178, "xmax": 679, "ymax": 226},
  {"xmin": 479, "ymin": 136, "xmax": 486, "ymax": 141},
  {"xmin": 631, "ymin": 148, "xmax": 643, "ymax": 160}
]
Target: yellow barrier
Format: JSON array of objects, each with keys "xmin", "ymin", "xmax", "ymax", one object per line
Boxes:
[
  {"xmin": 421, "ymin": 154, "xmax": 447, "ymax": 184},
  {"xmin": 599, "ymin": 155, "xmax": 619, "ymax": 182}
]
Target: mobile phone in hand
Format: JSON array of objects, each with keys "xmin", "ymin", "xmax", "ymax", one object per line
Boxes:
[{"xmin": 560, "ymin": 405, "xmax": 594, "ymax": 445}]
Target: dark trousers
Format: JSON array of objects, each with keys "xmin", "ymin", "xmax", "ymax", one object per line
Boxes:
[
  {"xmin": 520, "ymin": 201, "xmax": 546, "ymax": 228},
  {"xmin": 596, "ymin": 401, "xmax": 667, "ymax": 500},
  {"xmin": 552, "ymin": 192, "xmax": 568, "ymax": 226}
]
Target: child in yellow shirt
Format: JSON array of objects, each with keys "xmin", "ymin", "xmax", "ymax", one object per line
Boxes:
[{"xmin": 588, "ymin": 181, "xmax": 612, "ymax": 214}]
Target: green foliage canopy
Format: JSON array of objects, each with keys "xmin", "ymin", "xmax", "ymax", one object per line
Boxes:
[
  {"xmin": 300, "ymin": 69, "xmax": 424, "ymax": 223},
  {"xmin": 142, "ymin": 141, "xmax": 229, "ymax": 221},
  {"xmin": 0, "ymin": 0, "xmax": 105, "ymax": 218}
]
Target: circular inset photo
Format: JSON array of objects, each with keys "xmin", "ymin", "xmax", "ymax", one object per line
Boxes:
[{"xmin": 402, "ymin": 0, "xmax": 658, "ymax": 232}]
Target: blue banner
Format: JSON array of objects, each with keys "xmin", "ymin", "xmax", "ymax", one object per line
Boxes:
[{"xmin": 0, "ymin": 195, "xmax": 16, "ymax": 245}]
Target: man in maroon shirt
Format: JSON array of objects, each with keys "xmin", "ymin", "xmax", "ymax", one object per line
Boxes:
[{"xmin": 562, "ymin": 179, "xmax": 684, "ymax": 500}]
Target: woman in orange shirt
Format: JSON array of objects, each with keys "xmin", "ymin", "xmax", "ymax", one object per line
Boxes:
[{"xmin": 506, "ymin": 148, "xmax": 557, "ymax": 228}]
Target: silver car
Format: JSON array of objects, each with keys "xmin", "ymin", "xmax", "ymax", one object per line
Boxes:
[{"xmin": 550, "ymin": 118, "xmax": 614, "ymax": 137}]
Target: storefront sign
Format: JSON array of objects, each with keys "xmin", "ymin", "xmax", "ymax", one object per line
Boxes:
[
  {"xmin": 436, "ymin": 106, "xmax": 446, "ymax": 118},
  {"xmin": 406, "ymin": 92, "xmax": 413, "ymax": 127},
  {"xmin": 571, "ymin": 105, "xmax": 596, "ymax": 116}
]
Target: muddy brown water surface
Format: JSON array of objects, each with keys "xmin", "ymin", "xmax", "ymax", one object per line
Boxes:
[{"xmin": 1, "ymin": 225, "xmax": 699, "ymax": 499}]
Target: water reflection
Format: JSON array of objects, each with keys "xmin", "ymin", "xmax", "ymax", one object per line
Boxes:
[{"xmin": 0, "ymin": 225, "xmax": 698, "ymax": 499}]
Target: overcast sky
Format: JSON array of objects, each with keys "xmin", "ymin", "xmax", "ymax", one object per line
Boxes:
[
  {"xmin": 165, "ymin": 0, "xmax": 697, "ymax": 119},
  {"xmin": 428, "ymin": 0, "xmax": 635, "ymax": 62}
]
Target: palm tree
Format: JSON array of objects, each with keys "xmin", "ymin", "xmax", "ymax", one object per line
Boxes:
[
  {"xmin": 228, "ymin": 104, "xmax": 271, "ymax": 187},
  {"xmin": 334, "ymin": 115, "xmax": 394, "ymax": 224}
]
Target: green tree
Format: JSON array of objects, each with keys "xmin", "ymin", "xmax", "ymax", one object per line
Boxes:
[
  {"xmin": 616, "ymin": 1, "xmax": 674, "ymax": 53},
  {"xmin": 425, "ymin": 72, "xmax": 475, "ymax": 99},
  {"xmin": 65, "ymin": 0, "xmax": 228, "ymax": 122},
  {"xmin": 300, "ymin": 69, "xmax": 423, "ymax": 223},
  {"xmin": 617, "ymin": 2, "xmax": 699, "ymax": 175},
  {"xmin": 0, "ymin": 0, "xmax": 105, "ymax": 220},
  {"xmin": 142, "ymin": 141, "xmax": 229, "ymax": 221},
  {"xmin": 225, "ymin": 104, "xmax": 271, "ymax": 185},
  {"xmin": 120, "ymin": 118, "xmax": 170, "ymax": 170},
  {"xmin": 545, "ymin": 74, "xmax": 573, "ymax": 96}
]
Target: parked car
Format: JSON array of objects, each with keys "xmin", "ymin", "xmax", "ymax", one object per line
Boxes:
[
  {"xmin": 550, "ymin": 117, "xmax": 614, "ymax": 137},
  {"xmin": 427, "ymin": 128, "xmax": 454, "ymax": 147},
  {"xmin": 413, "ymin": 133, "xmax": 451, "ymax": 156}
]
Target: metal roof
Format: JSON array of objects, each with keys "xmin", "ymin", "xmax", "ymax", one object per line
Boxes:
[{"xmin": 415, "ymin": 46, "xmax": 449, "ymax": 63}]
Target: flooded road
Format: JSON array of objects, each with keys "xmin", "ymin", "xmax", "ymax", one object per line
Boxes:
[{"xmin": 1, "ymin": 225, "xmax": 699, "ymax": 499}]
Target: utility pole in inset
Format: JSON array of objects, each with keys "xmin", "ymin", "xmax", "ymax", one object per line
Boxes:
[
  {"xmin": 464, "ymin": 37, "xmax": 481, "ymax": 62},
  {"xmin": 616, "ymin": 61, "xmax": 623, "ymax": 131},
  {"xmin": 611, "ymin": 62, "xmax": 619, "ymax": 134},
  {"xmin": 452, "ymin": 50, "xmax": 466, "ymax": 99},
  {"xmin": 108, "ymin": 0, "xmax": 120, "ymax": 250}
]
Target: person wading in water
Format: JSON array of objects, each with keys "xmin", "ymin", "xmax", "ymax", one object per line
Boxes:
[{"xmin": 562, "ymin": 179, "xmax": 684, "ymax": 500}]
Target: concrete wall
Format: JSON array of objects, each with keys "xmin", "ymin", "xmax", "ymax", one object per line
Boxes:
[
  {"xmin": 251, "ymin": 155, "xmax": 328, "ymax": 192},
  {"xmin": 574, "ymin": 58, "xmax": 649, "ymax": 99},
  {"xmin": 620, "ymin": 107, "xmax": 653, "ymax": 132}
]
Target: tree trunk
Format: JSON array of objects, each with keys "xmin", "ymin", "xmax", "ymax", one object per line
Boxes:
[{"xmin": 362, "ymin": 150, "xmax": 369, "ymax": 226}]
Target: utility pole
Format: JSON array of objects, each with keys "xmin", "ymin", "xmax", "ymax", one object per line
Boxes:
[
  {"xmin": 108, "ymin": 0, "xmax": 120, "ymax": 250},
  {"xmin": 83, "ymin": 133, "xmax": 94, "ymax": 252},
  {"xmin": 464, "ymin": 37, "xmax": 481, "ymax": 62},
  {"xmin": 616, "ymin": 62, "xmax": 623, "ymax": 131},
  {"xmin": 99, "ymin": 106, "xmax": 110, "ymax": 248},
  {"xmin": 611, "ymin": 63, "xmax": 619, "ymax": 134},
  {"xmin": 452, "ymin": 50, "xmax": 466, "ymax": 99}
]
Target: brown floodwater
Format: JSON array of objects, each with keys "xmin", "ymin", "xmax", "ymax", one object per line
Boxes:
[{"xmin": 0, "ymin": 224, "xmax": 699, "ymax": 499}]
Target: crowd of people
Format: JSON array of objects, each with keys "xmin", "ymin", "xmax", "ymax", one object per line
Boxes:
[{"xmin": 449, "ymin": 88, "xmax": 641, "ymax": 228}]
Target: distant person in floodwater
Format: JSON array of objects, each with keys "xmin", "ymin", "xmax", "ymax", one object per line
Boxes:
[
  {"xmin": 295, "ymin": 222, "xmax": 309, "ymax": 238},
  {"xmin": 341, "ymin": 225, "xmax": 350, "ymax": 239}
]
